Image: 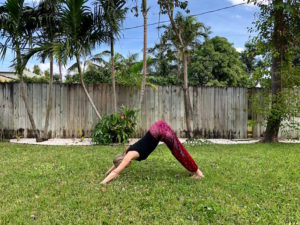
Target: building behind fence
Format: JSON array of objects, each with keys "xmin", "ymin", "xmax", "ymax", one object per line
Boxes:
[{"xmin": 0, "ymin": 83, "xmax": 250, "ymax": 139}]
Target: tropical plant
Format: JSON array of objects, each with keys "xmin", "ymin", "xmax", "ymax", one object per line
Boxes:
[
  {"xmin": 59, "ymin": 0, "xmax": 104, "ymax": 120},
  {"xmin": 0, "ymin": 0, "xmax": 42, "ymax": 140},
  {"xmin": 156, "ymin": 4, "xmax": 209, "ymax": 137},
  {"xmin": 65, "ymin": 52, "xmax": 154, "ymax": 87},
  {"xmin": 19, "ymin": 0, "xmax": 67, "ymax": 140},
  {"xmin": 65, "ymin": 69, "xmax": 111, "ymax": 84},
  {"xmin": 148, "ymin": 38, "xmax": 177, "ymax": 77},
  {"xmin": 139, "ymin": 0, "xmax": 148, "ymax": 107},
  {"xmin": 249, "ymin": 0, "xmax": 300, "ymax": 142},
  {"xmin": 92, "ymin": 106, "xmax": 138, "ymax": 145},
  {"xmin": 95, "ymin": 0, "xmax": 127, "ymax": 112},
  {"xmin": 37, "ymin": 0, "xmax": 63, "ymax": 139},
  {"xmin": 33, "ymin": 65, "xmax": 41, "ymax": 75},
  {"xmin": 189, "ymin": 36, "xmax": 250, "ymax": 87}
]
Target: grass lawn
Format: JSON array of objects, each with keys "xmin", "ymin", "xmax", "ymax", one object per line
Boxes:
[{"xmin": 0, "ymin": 142, "xmax": 299, "ymax": 224}]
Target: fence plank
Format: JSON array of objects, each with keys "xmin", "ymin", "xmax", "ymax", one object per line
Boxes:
[
  {"xmin": 0, "ymin": 85, "xmax": 4, "ymax": 133},
  {"xmin": 13, "ymin": 83, "xmax": 19, "ymax": 133}
]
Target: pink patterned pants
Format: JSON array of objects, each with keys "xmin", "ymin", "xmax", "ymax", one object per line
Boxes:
[{"xmin": 149, "ymin": 120, "xmax": 198, "ymax": 172}]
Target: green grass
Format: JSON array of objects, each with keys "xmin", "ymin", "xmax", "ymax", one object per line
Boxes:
[{"xmin": 0, "ymin": 142, "xmax": 299, "ymax": 224}]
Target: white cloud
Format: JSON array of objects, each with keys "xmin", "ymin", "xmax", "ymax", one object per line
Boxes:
[
  {"xmin": 235, "ymin": 47, "xmax": 244, "ymax": 53},
  {"xmin": 228, "ymin": 0, "xmax": 270, "ymax": 7},
  {"xmin": 228, "ymin": 0, "xmax": 255, "ymax": 7}
]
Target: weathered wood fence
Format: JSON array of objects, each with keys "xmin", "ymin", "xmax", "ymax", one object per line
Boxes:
[{"xmin": 0, "ymin": 83, "xmax": 249, "ymax": 139}]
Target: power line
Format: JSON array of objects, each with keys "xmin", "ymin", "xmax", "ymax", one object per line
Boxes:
[{"xmin": 122, "ymin": 3, "xmax": 247, "ymax": 31}]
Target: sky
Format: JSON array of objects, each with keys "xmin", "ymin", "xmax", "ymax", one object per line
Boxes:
[{"xmin": 0, "ymin": 0, "xmax": 260, "ymax": 75}]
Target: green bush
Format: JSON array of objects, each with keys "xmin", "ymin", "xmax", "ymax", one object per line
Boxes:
[
  {"xmin": 91, "ymin": 106, "xmax": 138, "ymax": 145},
  {"xmin": 146, "ymin": 74, "xmax": 183, "ymax": 86},
  {"xmin": 65, "ymin": 70, "xmax": 111, "ymax": 84}
]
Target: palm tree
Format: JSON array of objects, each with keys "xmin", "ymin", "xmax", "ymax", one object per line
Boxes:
[
  {"xmin": 37, "ymin": 0, "xmax": 63, "ymax": 140},
  {"xmin": 20, "ymin": 0, "xmax": 66, "ymax": 140},
  {"xmin": 54, "ymin": 43, "xmax": 68, "ymax": 83},
  {"xmin": 148, "ymin": 38, "xmax": 177, "ymax": 77},
  {"xmin": 139, "ymin": 0, "xmax": 147, "ymax": 107},
  {"xmin": 95, "ymin": 0, "xmax": 127, "ymax": 112},
  {"xmin": 160, "ymin": 12, "xmax": 209, "ymax": 138},
  {"xmin": 60, "ymin": 0, "xmax": 104, "ymax": 120},
  {"xmin": 67, "ymin": 50, "xmax": 110, "ymax": 74},
  {"xmin": 0, "ymin": 0, "xmax": 42, "ymax": 141}
]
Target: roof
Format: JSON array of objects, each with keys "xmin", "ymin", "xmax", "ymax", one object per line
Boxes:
[{"xmin": 0, "ymin": 69, "xmax": 39, "ymax": 80}]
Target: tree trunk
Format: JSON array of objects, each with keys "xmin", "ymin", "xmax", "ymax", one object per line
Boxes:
[
  {"xmin": 16, "ymin": 46, "xmax": 41, "ymax": 141},
  {"xmin": 139, "ymin": 0, "xmax": 147, "ymax": 107},
  {"xmin": 177, "ymin": 51, "xmax": 181, "ymax": 79},
  {"xmin": 166, "ymin": 7, "xmax": 193, "ymax": 138},
  {"xmin": 76, "ymin": 53, "xmax": 102, "ymax": 120},
  {"xmin": 43, "ymin": 53, "xmax": 54, "ymax": 140},
  {"xmin": 59, "ymin": 60, "xmax": 63, "ymax": 83},
  {"xmin": 111, "ymin": 34, "xmax": 117, "ymax": 112},
  {"xmin": 263, "ymin": 0, "xmax": 286, "ymax": 142},
  {"xmin": 182, "ymin": 50, "xmax": 193, "ymax": 138}
]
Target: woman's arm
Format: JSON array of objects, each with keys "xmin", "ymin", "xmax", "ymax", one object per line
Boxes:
[
  {"xmin": 101, "ymin": 151, "xmax": 139, "ymax": 184},
  {"xmin": 105, "ymin": 165, "xmax": 116, "ymax": 176}
]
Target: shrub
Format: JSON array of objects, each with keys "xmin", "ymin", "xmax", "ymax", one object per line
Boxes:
[
  {"xmin": 92, "ymin": 106, "xmax": 138, "ymax": 145},
  {"xmin": 65, "ymin": 70, "xmax": 111, "ymax": 84},
  {"xmin": 146, "ymin": 75, "xmax": 183, "ymax": 86}
]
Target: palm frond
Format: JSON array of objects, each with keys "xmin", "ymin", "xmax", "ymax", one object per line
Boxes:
[{"xmin": 68, "ymin": 62, "xmax": 79, "ymax": 73}]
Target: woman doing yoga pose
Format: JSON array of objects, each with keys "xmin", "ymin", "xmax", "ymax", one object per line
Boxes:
[{"xmin": 101, "ymin": 120, "xmax": 204, "ymax": 184}]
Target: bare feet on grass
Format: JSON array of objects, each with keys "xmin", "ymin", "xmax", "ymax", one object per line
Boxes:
[{"xmin": 191, "ymin": 169, "xmax": 204, "ymax": 180}]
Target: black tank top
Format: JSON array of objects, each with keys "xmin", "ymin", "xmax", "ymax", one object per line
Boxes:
[{"xmin": 127, "ymin": 131, "xmax": 159, "ymax": 161}]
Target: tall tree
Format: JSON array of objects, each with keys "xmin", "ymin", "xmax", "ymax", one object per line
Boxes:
[
  {"xmin": 95, "ymin": 0, "xmax": 127, "ymax": 112},
  {"xmin": 240, "ymin": 41, "xmax": 263, "ymax": 76},
  {"xmin": 130, "ymin": 0, "xmax": 148, "ymax": 108},
  {"xmin": 250, "ymin": 0, "xmax": 300, "ymax": 142},
  {"xmin": 54, "ymin": 43, "xmax": 67, "ymax": 83},
  {"xmin": 189, "ymin": 36, "xmax": 249, "ymax": 87},
  {"xmin": 158, "ymin": 0, "xmax": 191, "ymax": 137},
  {"xmin": 0, "ymin": 0, "xmax": 42, "ymax": 141},
  {"xmin": 37, "ymin": 0, "xmax": 62, "ymax": 140},
  {"xmin": 158, "ymin": 1, "xmax": 208, "ymax": 137},
  {"xmin": 20, "ymin": 0, "xmax": 65, "ymax": 140},
  {"xmin": 60, "ymin": 0, "xmax": 104, "ymax": 120},
  {"xmin": 139, "ymin": 0, "xmax": 148, "ymax": 107},
  {"xmin": 148, "ymin": 38, "xmax": 177, "ymax": 77}
]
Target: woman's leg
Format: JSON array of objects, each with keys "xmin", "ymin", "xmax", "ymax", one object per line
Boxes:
[{"xmin": 149, "ymin": 120, "xmax": 199, "ymax": 173}]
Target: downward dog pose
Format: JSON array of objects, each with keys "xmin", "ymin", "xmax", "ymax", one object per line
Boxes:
[{"xmin": 101, "ymin": 120, "xmax": 204, "ymax": 184}]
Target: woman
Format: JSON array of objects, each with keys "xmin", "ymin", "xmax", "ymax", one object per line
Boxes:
[{"xmin": 101, "ymin": 120, "xmax": 204, "ymax": 184}]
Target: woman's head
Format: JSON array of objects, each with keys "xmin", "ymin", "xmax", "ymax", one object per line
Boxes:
[{"xmin": 113, "ymin": 153, "xmax": 126, "ymax": 168}]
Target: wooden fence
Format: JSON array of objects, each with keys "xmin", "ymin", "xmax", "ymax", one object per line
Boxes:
[{"xmin": 0, "ymin": 83, "xmax": 248, "ymax": 139}]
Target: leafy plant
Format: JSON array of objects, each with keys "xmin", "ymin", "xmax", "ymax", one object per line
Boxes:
[
  {"xmin": 92, "ymin": 106, "xmax": 138, "ymax": 144},
  {"xmin": 146, "ymin": 74, "xmax": 183, "ymax": 86}
]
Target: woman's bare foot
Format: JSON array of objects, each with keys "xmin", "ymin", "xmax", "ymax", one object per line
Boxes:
[{"xmin": 191, "ymin": 169, "xmax": 204, "ymax": 180}]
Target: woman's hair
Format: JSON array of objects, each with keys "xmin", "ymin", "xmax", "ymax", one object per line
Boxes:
[
  {"xmin": 113, "ymin": 146, "xmax": 129, "ymax": 168},
  {"xmin": 113, "ymin": 152, "xmax": 126, "ymax": 168}
]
